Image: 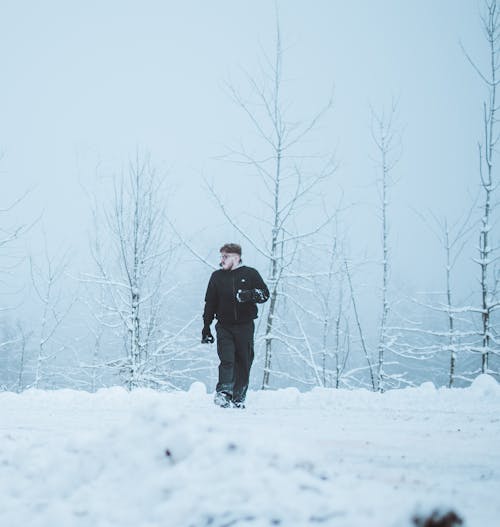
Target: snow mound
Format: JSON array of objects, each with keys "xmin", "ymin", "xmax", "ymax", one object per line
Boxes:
[
  {"xmin": 469, "ymin": 374, "xmax": 500, "ymax": 398},
  {"xmin": 418, "ymin": 381, "xmax": 437, "ymax": 393},
  {"xmin": 188, "ymin": 380, "xmax": 207, "ymax": 396}
]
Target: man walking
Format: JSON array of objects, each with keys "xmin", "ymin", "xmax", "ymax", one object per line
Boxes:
[{"xmin": 202, "ymin": 243, "xmax": 269, "ymax": 408}]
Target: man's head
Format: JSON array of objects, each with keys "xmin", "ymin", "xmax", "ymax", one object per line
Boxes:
[{"xmin": 220, "ymin": 243, "xmax": 242, "ymax": 271}]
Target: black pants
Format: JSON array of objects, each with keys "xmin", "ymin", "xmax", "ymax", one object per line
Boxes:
[{"xmin": 215, "ymin": 321, "xmax": 254, "ymax": 402}]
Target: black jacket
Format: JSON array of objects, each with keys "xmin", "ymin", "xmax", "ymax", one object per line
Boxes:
[{"xmin": 203, "ymin": 265, "xmax": 269, "ymax": 326}]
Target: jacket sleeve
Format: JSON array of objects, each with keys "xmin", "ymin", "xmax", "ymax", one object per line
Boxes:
[
  {"xmin": 252, "ymin": 269, "xmax": 270, "ymax": 304},
  {"xmin": 203, "ymin": 274, "xmax": 217, "ymax": 327}
]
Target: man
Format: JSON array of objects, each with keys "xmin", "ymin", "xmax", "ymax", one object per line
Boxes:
[{"xmin": 202, "ymin": 243, "xmax": 269, "ymax": 408}]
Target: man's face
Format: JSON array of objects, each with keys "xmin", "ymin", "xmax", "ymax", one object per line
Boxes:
[{"xmin": 220, "ymin": 252, "xmax": 240, "ymax": 271}]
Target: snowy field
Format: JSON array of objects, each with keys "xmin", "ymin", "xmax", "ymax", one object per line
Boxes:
[{"xmin": 1, "ymin": 376, "xmax": 499, "ymax": 527}]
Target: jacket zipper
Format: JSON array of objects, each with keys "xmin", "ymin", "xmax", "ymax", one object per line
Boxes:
[{"xmin": 232, "ymin": 275, "xmax": 238, "ymax": 321}]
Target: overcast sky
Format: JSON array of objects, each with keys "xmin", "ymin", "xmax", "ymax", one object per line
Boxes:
[{"xmin": 0, "ymin": 1, "xmax": 488, "ymax": 300}]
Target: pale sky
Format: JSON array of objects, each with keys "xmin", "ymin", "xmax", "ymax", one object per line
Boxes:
[{"xmin": 0, "ymin": 1, "xmax": 487, "ymax": 300}]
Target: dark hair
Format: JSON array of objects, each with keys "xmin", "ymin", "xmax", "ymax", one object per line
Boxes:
[{"xmin": 220, "ymin": 243, "xmax": 242, "ymax": 256}]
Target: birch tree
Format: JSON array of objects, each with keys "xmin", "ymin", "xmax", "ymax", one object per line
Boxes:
[
  {"xmin": 463, "ymin": 0, "xmax": 500, "ymax": 374},
  {"xmin": 317, "ymin": 238, "xmax": 343, "ymax": 387},
  {"xmin": 370, "ymin": 103, "xmax": 401, "ymax": 391},
  {"xmin": 296, "ymin": 224, "xmax": 352, "ymax": 388},
  {"xmin": 427, "ymin": 214, "xmax": 475, "ymax": 386},
  {"xmin": 0, "ymin": 191, "xmax": 35, "ymax": 391},
  {"xmin": 16, "ymin": 322, "xmax": 29, "ymax": 392},
  {"xmin": 0, "ymin": 320, "xmax": 22, "ymax": 390},
  {"xmin": 392, "ymin": 210, "xmax": 476, "ymax": 387},
  {"xmin": 87, "ymin": 154, "xmax": 194, "ymax": 390},
  {"xmin": 211, "ymin": 19, "xmax": 336, "ymax": 389},
  {"xmin": 344, "ymin": 259, "xmax": 376, "ymax": 390},
  {"xmin": 29, "ymin": 244, "xmax": 74, "ymax": 389}
]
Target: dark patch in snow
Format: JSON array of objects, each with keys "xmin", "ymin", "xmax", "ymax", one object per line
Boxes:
[{"xmin": 412, "ymin": 509, "xmax": 463, "ymax": 527}]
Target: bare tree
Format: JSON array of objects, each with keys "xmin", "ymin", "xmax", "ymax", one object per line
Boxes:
[
  {"xmin": 73, "ymin": 287, "xmax": 108, "ymax": 392},
  {"xmin": 318, "ymin": 238, "xmax": 341, "ymax": 387},
  {"xmin": 344, "ymin": 259, "xmax": 376, "ymax": 390},
  {"xmin": 370, "ymin": 102, "xmax": 401, "ymax": 391},
  {"xmin": 210, "ymin": 18, "xmax": 336, "ymax": 389},
  {"xmin": 0, "ymin": 319, "xmax": 24, "ymax": 391},
  {"xmin": 428, "ymin": 213, "xmax": 475, "ymax": 386},
  {"xmin": 0, "ymin": 191, "xmax": 31, "ymax": 254},
  {"xmin": 86, "ymin": 153, "xmax": 194, "ymax": 390},
  {"xmin": 0, "ymin": 188, "xmax": 36, "ymax": 391},
  {"xmin": 462, "ymin": 0, "xmax": 500, "ymax": 373},
  {"xmin": 391, "ymin": 209, "xmax": 476, "ymax": 387},
  {"xmin": 442, "ymin": 220, "xmax": 462, "ymax": 386},
  {"xmin": 16, "ymin": 322, "xmax": 29, "ymax": 392},
  {"xmin": 29, "ymin": 241, "xmax": 74, "ymax": 389},
  {"xmin": 305, "ymin": 223, "xmax": 351, "ymax": 388}
]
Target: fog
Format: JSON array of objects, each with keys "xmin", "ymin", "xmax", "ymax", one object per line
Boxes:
[{"xmin": 0, "ymin": 1, "xmax": 495, "ymax": 391}]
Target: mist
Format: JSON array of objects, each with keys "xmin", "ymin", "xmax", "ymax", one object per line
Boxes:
[{"xmin": 0, "ymin": 1, "xmax": 496, "ymax": 392}]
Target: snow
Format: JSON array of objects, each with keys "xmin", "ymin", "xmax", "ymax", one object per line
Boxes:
[{"xmin": 1, "ymin": 377, "xmax": 499, "ymax": 527}]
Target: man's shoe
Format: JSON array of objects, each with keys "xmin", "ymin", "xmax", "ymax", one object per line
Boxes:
[
  {"xmin": 214, "ymin": 391, "xmax": 232, "ymax": 408},
  {"xmin": 232, "ymin": 400, "xmax": 246, "ymax": 409}
]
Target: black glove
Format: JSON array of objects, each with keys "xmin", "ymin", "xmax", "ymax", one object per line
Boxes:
[
  {"xmin": 201, "ymin": 326, "xmax": 214, "ymax": 344},
  {"xmin": 236, "ymin": 288, "xmax": 268, "ymax": 303}
]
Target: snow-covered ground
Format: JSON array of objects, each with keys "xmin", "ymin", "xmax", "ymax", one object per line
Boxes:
[{"xmin": 1, "ymin": 376, "xmax": 499, "ymax": 527}]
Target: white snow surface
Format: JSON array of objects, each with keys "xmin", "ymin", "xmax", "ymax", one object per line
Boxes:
[{"xmin": 1, "ymin": 376, "xmax": 499, "ymax": 527}]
